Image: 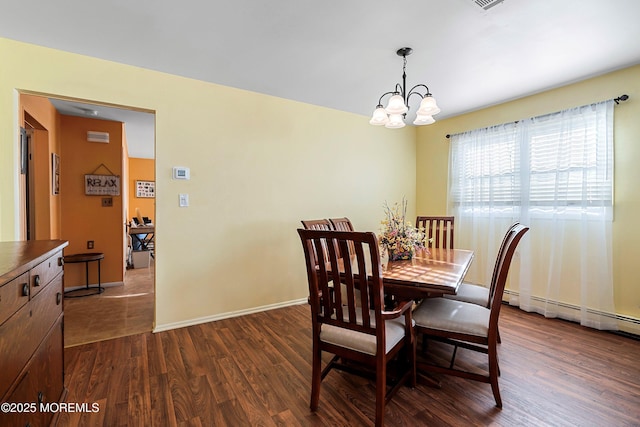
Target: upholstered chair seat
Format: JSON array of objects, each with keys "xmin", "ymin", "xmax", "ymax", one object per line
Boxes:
[
  {"xmin": 444, "ymin": 283, "xmax": 490, "ymax": 307},
  {"xmin": 413, "ymin": 298, "xmax": 489, "ymax": 338},
  {"xmin": 322, "ymin": 308, "xmax": 414, "ymax": 355}
]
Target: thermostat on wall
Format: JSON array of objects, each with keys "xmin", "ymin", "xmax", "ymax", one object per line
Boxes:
[{"xmin": 173, "ymin": 167, "xmax": 190, "ymax": 180}]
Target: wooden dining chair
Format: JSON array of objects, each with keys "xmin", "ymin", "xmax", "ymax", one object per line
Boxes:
[
  {"xmin": 445, "ymin": 222, "xmax": 521, "ymax": 308},
  {"xmin": 298, "ymin": 228, "xmax": 416, "ymax": 427},
  {"xmin": 301, "ymin": 219, "xmax": 334, "ymax": 231},
  {"xmin": 301, "ymin": 219, "xmax": 334, "ymax": 267},
  {"xmin": 415, "ymin": 216, "xmax": 455, "ymax": 249},
  {"xmin": 329, "ymin": 217, "xmax": 355, "ymax": 257},
  {"xmin": 412, "ymin": 223, "xmax": 529, "ymax": 408},
  {"xmin": 329, "ymin": 217, "xmax": 354, "ymax": 231}
]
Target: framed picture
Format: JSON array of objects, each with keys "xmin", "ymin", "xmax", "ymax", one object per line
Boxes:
[
  {"xmin": 52, "ymin": 153, "xmax": 60, "ymax": 195},
  {"xmin": 135, "ymin": 180, "xmax": 155, "ymax": 198}
]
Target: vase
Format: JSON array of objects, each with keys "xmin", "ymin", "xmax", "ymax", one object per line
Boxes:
[{"xmin": 388, "ymin": 249, "xmax": 413, "ymax": 261}]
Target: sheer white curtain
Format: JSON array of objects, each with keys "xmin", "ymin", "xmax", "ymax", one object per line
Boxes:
[{"xmin": 449, "ymin": 100, "xmax": 617, "ymax": 330}]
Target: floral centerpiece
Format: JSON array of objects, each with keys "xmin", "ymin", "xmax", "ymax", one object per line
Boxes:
[{"xmin": 378, "ymin": 198, "xmax": 427, "ymax": 261}]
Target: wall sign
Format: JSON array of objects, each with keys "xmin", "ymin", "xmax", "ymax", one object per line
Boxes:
[
  {"xmin": 85, "ymin": 174, "xmax": 121, "ymax": 196},
  {"xmin": 136, "ymin": 180, "xmax": 155, "ymax": 198}
]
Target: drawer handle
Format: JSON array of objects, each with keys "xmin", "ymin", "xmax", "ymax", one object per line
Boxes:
[
  {"xmin": 38, "ymin": 391, "xmax": 44, "ymax": 404},
  {"xmin": 34, "ymin": 275, "xmax": 41, "ymax": 287},
  {"xmin": 59, "ymin": 257, "xmax": 64, "ymax": 267},
  {"xmin": 57, "ymin": 292, "xmax": 62, "ymax": 305},
  {"xmin": 22, "ymin": 283, "xmax": 29, "ymax": 297}
]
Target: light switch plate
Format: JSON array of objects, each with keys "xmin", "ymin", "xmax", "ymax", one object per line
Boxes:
[{"xmin": 179, "ymin": 193, "xmax": 189, "ymax": 207}]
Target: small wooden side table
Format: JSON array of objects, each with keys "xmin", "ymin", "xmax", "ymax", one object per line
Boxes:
[{"xmin": 63, "ymin": 252, "xmax": 105, "ymax": 298}]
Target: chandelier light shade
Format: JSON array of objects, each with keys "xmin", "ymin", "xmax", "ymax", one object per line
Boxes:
[
  {"xmin": 386, "ymin": 114, "xmax": 406, "ymax": 129},
  {"xmin": 370, "ymin": 47, "xmax": 440, "ymax": 128},
  {"xmin": 369, "ymin": 106, "xmax": 390, "ymax": 125}
]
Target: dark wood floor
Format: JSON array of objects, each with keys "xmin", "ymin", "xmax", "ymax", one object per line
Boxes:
[{"xmin": 58, "ymin": 304, "xmax": 640, "ymax": 427}]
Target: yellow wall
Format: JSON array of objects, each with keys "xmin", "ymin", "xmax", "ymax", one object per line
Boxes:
[
  {"xmin": 128, "ymin": 158, "xmax": 155, "ymax": 224},
  {"xmin": 59, "ymin": 115, "xmax": 125, "ymax": 287},
  {"xmin": 416, "ymin": 64, "xmax": 640, "ymax": 325},
  {"xmin": 0, "ymin": 38, "xmax": 416, "ymax": 329}
]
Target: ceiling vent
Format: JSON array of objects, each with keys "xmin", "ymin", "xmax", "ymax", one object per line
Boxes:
[
  {"xmin": 87, "ymin": 131, "xmax": 110, "ymax": 143},
  {"xmin": 474, "ymin": 0, "xmax": 505, "ymax": 10}
]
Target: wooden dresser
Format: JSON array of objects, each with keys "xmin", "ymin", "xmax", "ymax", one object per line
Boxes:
[{"xmin": 0, "ymin": 240, "xmax": 68, "ymax": 427}]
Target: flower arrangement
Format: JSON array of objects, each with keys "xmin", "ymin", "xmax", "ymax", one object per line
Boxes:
[{"xmin": 378, "ymin": 198, "xmax": 427, "ymax": 260}]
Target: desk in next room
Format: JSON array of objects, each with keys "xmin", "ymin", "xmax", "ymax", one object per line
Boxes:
[{"xmin": 129, "ymin": 225, "xmax": 155, "ymax": 251}]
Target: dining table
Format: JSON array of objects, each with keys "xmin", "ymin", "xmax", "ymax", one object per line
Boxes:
[
  {"xmin": 324, "ymin": 247, "xmax": 474, "ymax": 301},
  {"xmin": 380, "ymin": 248, "xmax": 474, "ymax": 300}
]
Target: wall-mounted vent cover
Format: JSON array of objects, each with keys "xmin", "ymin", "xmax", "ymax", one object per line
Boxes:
[
  {"xmin": 474, "ymin": 0, "xmax": 505, "ymax": 10},
  {"xmin": 87, "ymin": 131, "xmax": 110, "ymax": 143}
]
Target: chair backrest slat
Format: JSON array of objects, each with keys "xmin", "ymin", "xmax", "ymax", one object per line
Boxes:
[
  {"xmin": 486, "ymin": 222, "xmax": 521, "ymax": 307},
  {"xmin": 416, "ymin": 216, "xmax": 455, "ymax": 249},
  {"xmin": 301, "ymin": 219, "xmax": 334, "ymax": 267},
  {"xmin": 298, "ymin": 228, "xmax": 383, "ymax": 335},
  {"xmin": 487, "ymin": 224, "xmax": 529, "ymax": 331},
  {"xmin": 329, "ymin": 218, "xmax": 356, "ymax": 257},
  {"xmin": 329, "ymin": 217, "xmax": 354, "ymax": 232}
]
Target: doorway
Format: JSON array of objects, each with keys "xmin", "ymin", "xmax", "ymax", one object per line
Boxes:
[
  {"xmin": 20, "ymin": 114, "xmax": 52, "ymax": 241},
  {"xmin": 19, "ymin": 93, "xmax": 156, "ymax": 347}
]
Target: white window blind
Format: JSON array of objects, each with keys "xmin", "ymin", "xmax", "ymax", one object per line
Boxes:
[{"xmin": 450, "ymin": 100, "xmax": 613, "ymax": 218}]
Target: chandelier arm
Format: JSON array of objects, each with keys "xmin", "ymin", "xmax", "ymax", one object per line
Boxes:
[
  {"xmin": 407, "ymin": 84, "xmax": 432, "ymax": 98},
  {"xmin": 377, "ymin": 90, "xmax": 399, "ymax": 107},
  {"xmin": 406, "ymin": 90, "xmax": 427, "ymax": 105}
]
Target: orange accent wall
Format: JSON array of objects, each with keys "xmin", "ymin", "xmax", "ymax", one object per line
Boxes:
[
  {"xmin": 128, "ymin": 158, "xmax": 155, "ymax": 224},
  {"xmin": 60, "ymin": 115, "xmax": 125, "ymax": 288}
]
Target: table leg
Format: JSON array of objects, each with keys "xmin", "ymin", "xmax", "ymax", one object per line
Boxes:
[
  {"xmin": 85, "ymin": 261, "xmax": 90, "ymax": 289},
  {"xmin": 97, "ymin": 259, "xmax": 103, "ymax": 292}
]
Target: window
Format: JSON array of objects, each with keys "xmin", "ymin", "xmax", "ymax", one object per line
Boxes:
[{"xmin": 450, "ymin": 101, "xmax": 613, "ymax": 218}]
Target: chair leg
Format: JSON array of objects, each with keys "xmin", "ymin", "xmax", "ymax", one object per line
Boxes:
[
  {"xmin": 488, "ymin": 342, "xmax": 502, "ymax": 408},
  {"xmin": 410, "ymin": 329, "xmax": 417, "ymax": 388},
  {"xmin": 449, "ymin": 345, "xmax": 459, "ymax": 369},
  {"xmin": 310, "ymin": 342, "xmax": 322, "ymax": 411},
  {"xmin": 375, "ymin": 357, "xmax": 386, "ymax": 427}
]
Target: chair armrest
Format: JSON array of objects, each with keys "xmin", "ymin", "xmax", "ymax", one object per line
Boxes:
[{"xmin": 381, "ymin": 300, "xmax": 413, "ymax": 319}]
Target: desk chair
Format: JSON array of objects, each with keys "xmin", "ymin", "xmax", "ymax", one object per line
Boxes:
[
  {"xmin": 412, "ymin": 223, "xmax": 529, "ymax": 408},
  {"xmin": 298, "ymin": 229, "xmax": 416, "ymax": 427}
]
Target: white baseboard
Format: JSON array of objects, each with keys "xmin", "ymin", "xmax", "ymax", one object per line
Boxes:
[
  {"xmin": 503, "ymin": 289, "xmax": 640, "ymax": 336},
  {"xmin": 153, "ymin": 298, "xmax": 308, "ymax": 333},
  {"xmin": 63, "ymin": 281, "xmax": 124, "ymax": 292}
]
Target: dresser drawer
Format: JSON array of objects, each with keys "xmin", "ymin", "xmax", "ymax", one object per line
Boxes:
[
  {"xmin": 28, "ymin": 273, "xmax": 64, "ymax": 354},
  {"xmin": 0, "ymin": 274, "xmax": 63, "ymax": 400},
  {"xmin": 0, "ymin": 317, "xmax": 63, "ymax": 427},
  {"xmin": 30, "ymin": 251, "xmax": 64, "ymax": 298},
  {"xmin": 0, "ymin": 271, "xmax": 30, "ymax": 326}
]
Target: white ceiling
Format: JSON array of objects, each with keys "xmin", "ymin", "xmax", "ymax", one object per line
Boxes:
[
  {"xmin": 48, "ymin": 99, "xmax": 155, "ymax": 159},
  {"xmin": 3, "ymin": 0, "xmax": 640, "ymax": 159}
]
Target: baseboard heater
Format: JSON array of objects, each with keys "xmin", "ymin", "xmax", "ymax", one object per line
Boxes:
[{"xmin": 503, "ymin": 289, "xmax": 640, "ymax": 338}]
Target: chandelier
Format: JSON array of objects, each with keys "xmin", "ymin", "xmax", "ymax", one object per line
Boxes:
[{"xmin": 369, "ymin": 47, "xmax": 440, "ymax": 128}]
